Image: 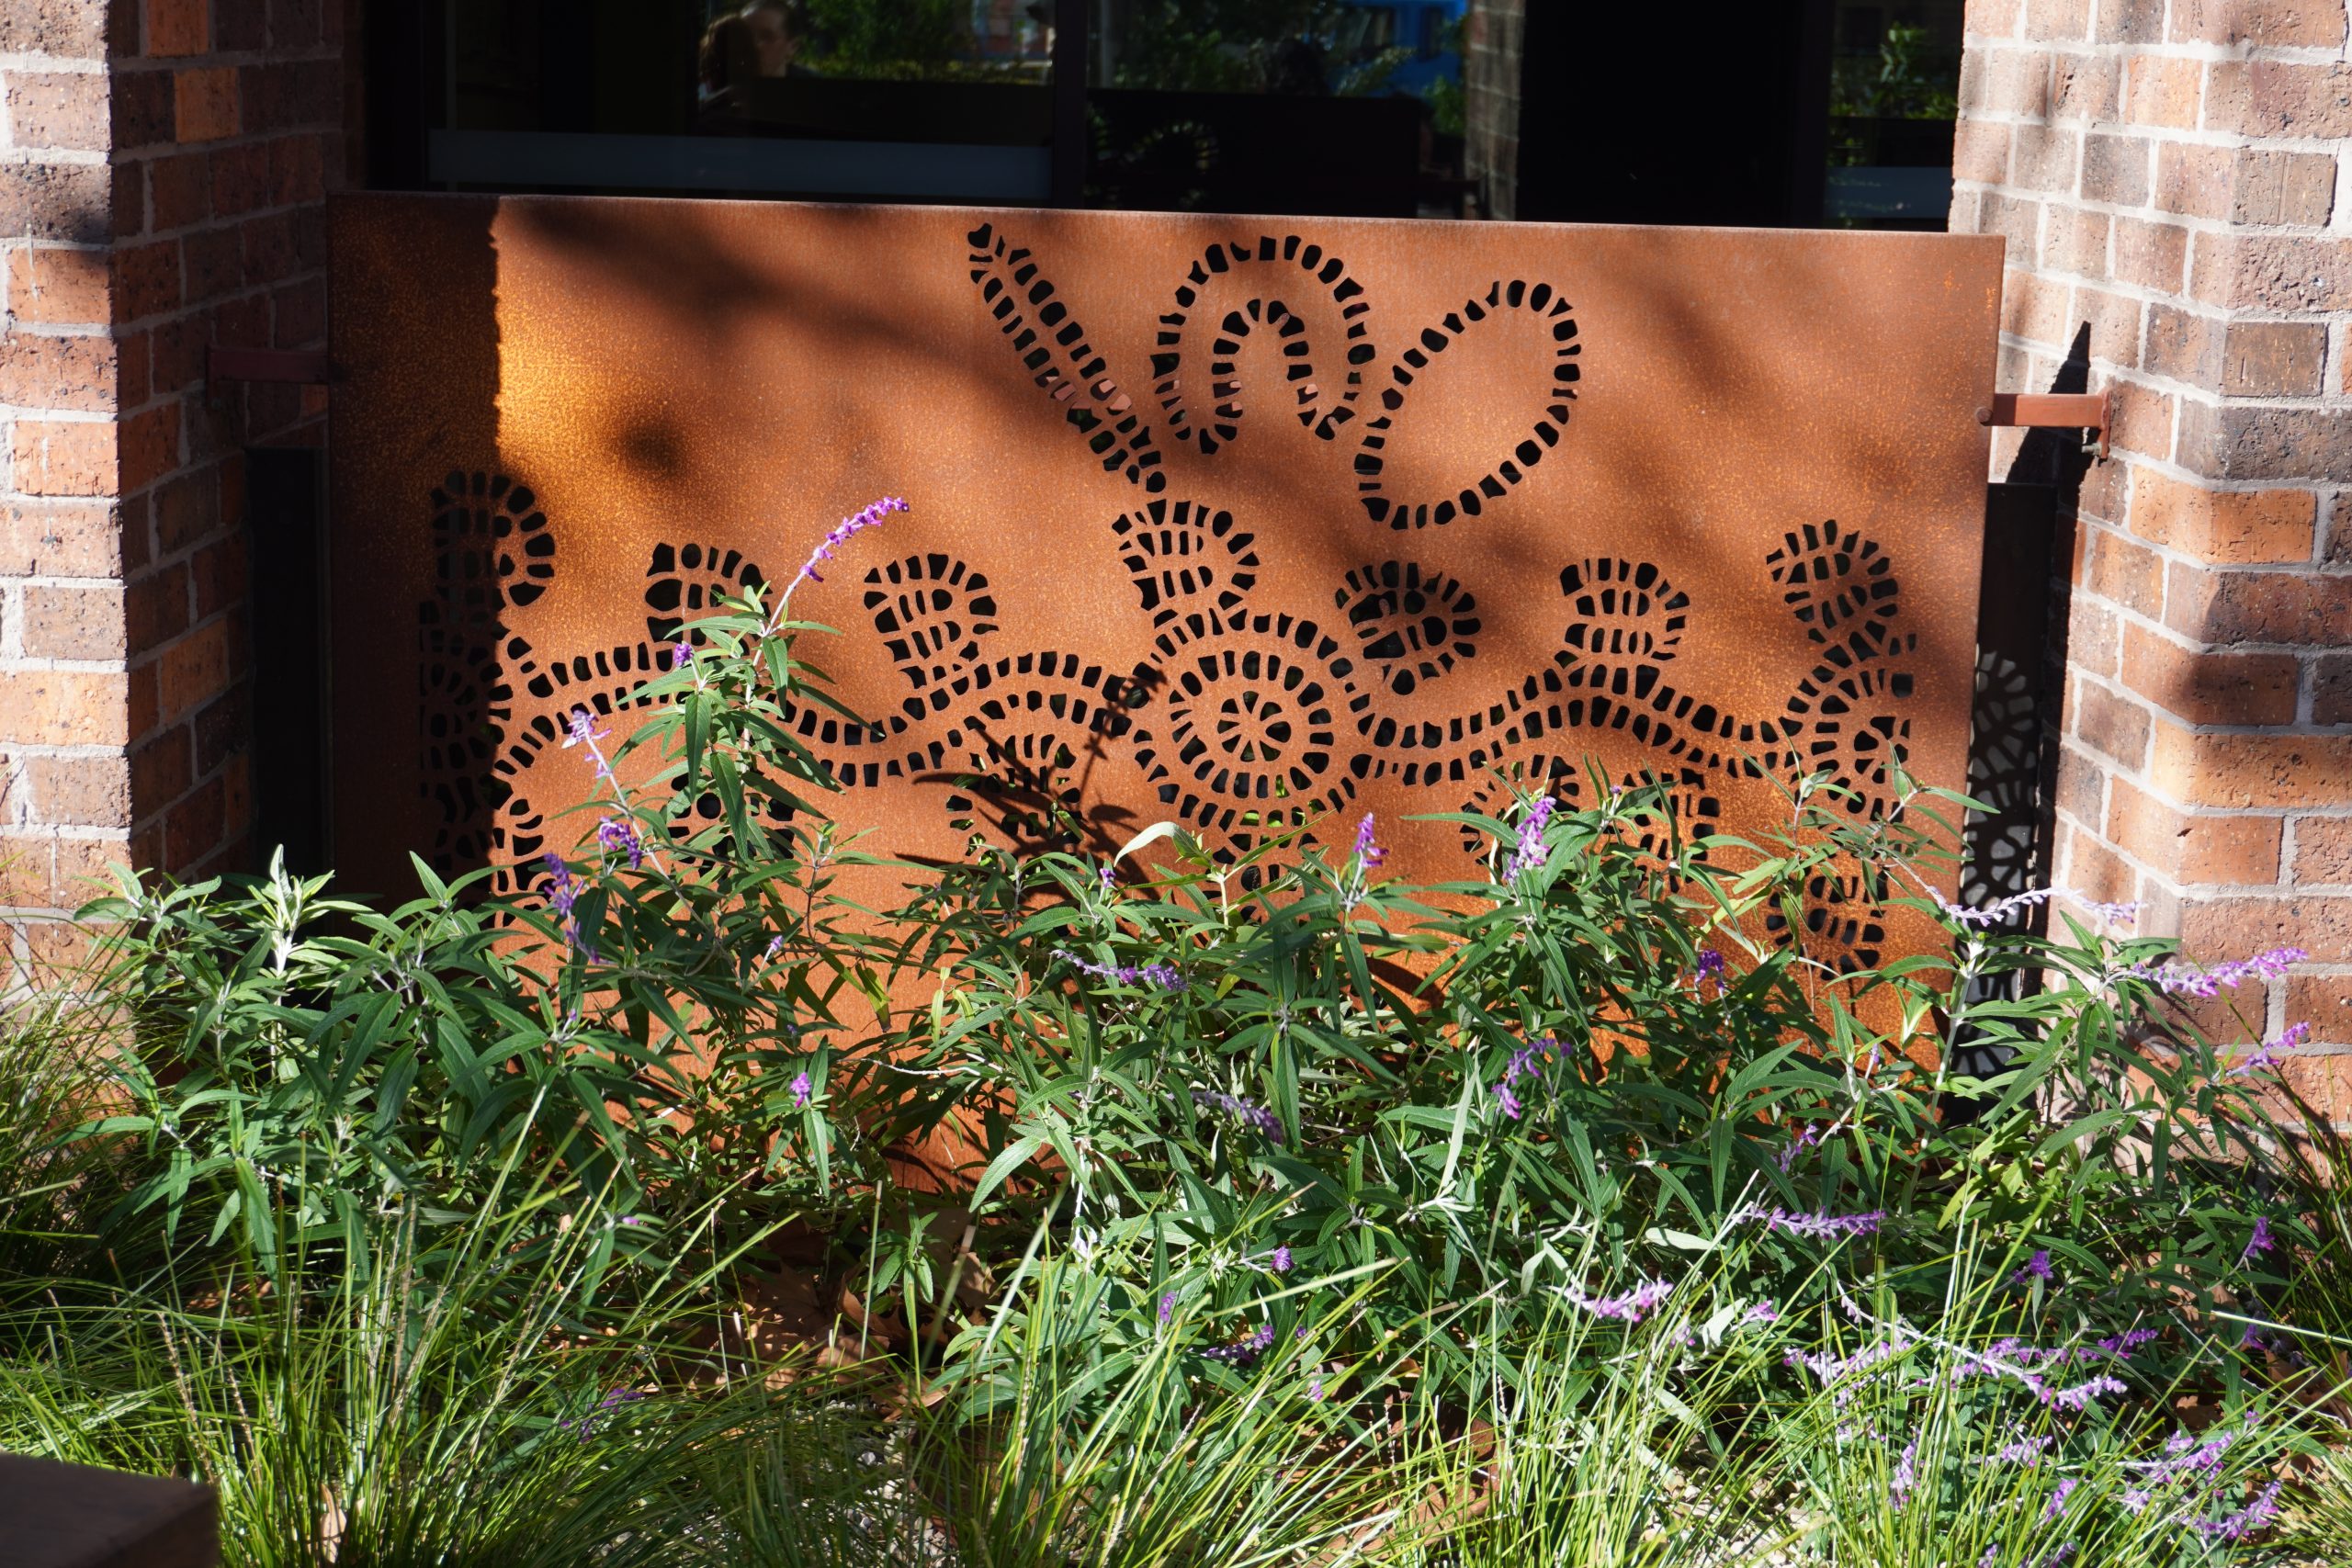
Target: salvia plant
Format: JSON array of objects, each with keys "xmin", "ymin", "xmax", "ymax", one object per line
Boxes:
[{"xmin": 7, "ymin": 492, "xmax": 2339, "ymax": 1563}]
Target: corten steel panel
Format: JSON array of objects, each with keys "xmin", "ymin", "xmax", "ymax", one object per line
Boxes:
[{"xmin": 328, "ymin": 194, "xmax": 2000, "ymax": 976}]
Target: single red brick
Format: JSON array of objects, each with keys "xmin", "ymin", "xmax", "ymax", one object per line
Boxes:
[
  {"xmin": 2166, "ymin": 561, "xmax": 2352, "ymax": 645},
  {"xmin": 172, "ymin": 65, "xmax": 236, "ymax": 142},
  {"xmin": 2152, "ymin": 720, "xmax": 2352, "ymax": 809},
  {"xmin": 1954, "ymin": 117, "xmax": 2011, "ymax": 185},
  {"xmin": 0, "ymin": 331, "xmax": 118, "ymax": 413},
  {"xmin": 2080, "ymin": 131, "xmax": 2150, "ymax": 204},
  {"xmin": 189, "ymin": 534, "xmax": 243, "ymax": 617},
  {"xmin": 2072, "ymin": 676, "xmax": 2154, "ymax": 767},
  {"xmin": 2180, "ymin": 892, "xmax": 2352, "ymax": 963},
  {"xmin": 2086, "ymin": 525, "xmax": 2166, "ymax": 620},
  {"xmin": 110, "ymin": 66, "xmax": 174, "ymax": 149},
  {"xmin": 0, "ymin": 499, "xmax": 120, "ymax": 578},
  {"xmin": 2130, "ymin": 470, "xmax": 2314, "ymax": 565},
  {"xmin": 145, "ymin": 150, "xmax": 210, "ymax": 230},
  {"xmin": 2120, "ymin": 622, "xmax": 2301, "ymax": 726},
  {"xmin": 112, "ymin": 238, "xmax": 179, "ymax": 320},
  {"xmin": 2025, "ymin": 0, "xmax": 2089, "ymax": 38},
  {"xmin": 0, "ymin": 0, "xmax": 108, "ymax": 58},
  {"xmin": 2120, "ymin": 52, "xmax": 2200, "ymax": 127},
  {"xmin": 149, "ymin": 311, "xmax": 206, "ymax": 393},
  {"xmin": 6, "ymin": 70, "xmax": 110, "ymax": 152},
  {"xmin": 2172, "ymin": 0, "xmax": 2347, "ymax": 44},
  {"xmin": 2221, "ymin": 321, "xmax": 2326, "ymax": 397},
  {"xmin": 22, "ymin": 581, "xmax": 126, "ymax": 661},
  {"xmin": 24, "ymin": 754, "xmax": 130, "ymax": 829},
  {"xmin": 2175, "ymin": 400, "xmax": 2352, "ymax": 484},
  {"xmin": 0, "ymin": 670, "xmax": 130, "ymax": 746},
  {"xmin": 267, "ymin": 134, "xmax": 324, "ymax": 206},
  {"xmin": 2280, "ymin": 974, "xmax": 2351, "ymax": 1047},
  {"xmin": 2208, "ymin": 59, "xmax": 2352, "ymax": 140},
  {"xmin": 12, "ymin": 420, "xmax": 116, "ymax": 497},
  {"xmin": 240, "ymin": 210, "xmax": 297, "ymax": 287},
  {"xmin": 144, "ymin": 0, "xmax": 207, "ymax": 54},
  {"xmin": 2071, "ymin": 284, "xmax": 2143, "ymax": 369},
  {"xmin": 2318, "ymin": 653, "xmax": 2352, "ymax": 726},
  {"xmin": 2232, "ymin": 149, "xmax": 2337, "ymax": 227},
  {"xmin": 2012, "ymin": 122, "xmax": 2079, "ymax": 191},
  {"xmin": 2151, "ymin": 142, "xmax": 2235, "ymax": 222},
  {"xmin": 2109, "ymin": 775, "xmax": 2284, "ymax": 885},
  {"xmin": 129, "ymin": 723, "xmax": 191, "ymax": 811},
  {"xmin": 2106, "ymin": 378, "xmax": 2175, "ymax": 464},
  {"xmin": 179, "ymin": 226, "xmax": 240, "ymax": 303},
  {"xmin": 155, "ymin": 616, "xmax": 231, "ymax": 719},
  {"xmin": 117, "ymin": 402, "xmax": 179, "ymax": 493},
  {"xmin": 160, "ymin": 773, "xmax": 225, "ymax": 869},
  {"xmin": 208, "ymin": 140, "xmax": 270, "ymax": 217},
  {"xmin": 6, "ymin": 247, "xmax": 109, "ymax": 326},
  {"xmin": 124, "ymin": 561, "xmax": 189, "ymax": 654}
]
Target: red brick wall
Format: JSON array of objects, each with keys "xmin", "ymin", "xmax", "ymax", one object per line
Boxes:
[
  {"xmin": 0, "ymin": 0, "xmax": 346, "ymax": 979},
  {"xmin": 1951, "ymin": 0, "xmax": 2352, "ymax": 1095}
]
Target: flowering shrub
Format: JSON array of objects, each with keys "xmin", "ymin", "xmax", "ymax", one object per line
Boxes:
[{"xmin": 39, "ymin": 493, "xmax": 2339, "ymax": 1564}]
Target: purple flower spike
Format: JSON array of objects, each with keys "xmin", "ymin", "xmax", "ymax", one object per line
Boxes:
[
  {"xmin": 539, "ymin": 852, "xmax": 599, "ymax": 963},
  {"xmin": 2043, "ymin": 1476, "xmax": 2078, "ymax": 1521},
  {"xmin": 1352, "ymin": 812, "xmax": 1385, "ymax": 871},
  {"xmin": 2012, "ymin": 1248, "xmax": 2052, "ymax": 1286},
  {"xmin": 595, "ymin": 816, "xmax": 646, "ymax": 871},
  {"xmin": 1891, "ymin": 1438, "xmax": 1917, "ymax": 1510},
  {"xmin": 1563, "ymin": 1277, "xmax": 1673, "ymax": 1323},
  {"xmin": 791, "ymin": 495, "xmax": 908, "ymax": 592},
  {"xmin": 2231, "ymin": 1021, "xmax": 2310, "ymax": 1077},
  {"xmin": 789, "ymin": 1071, "xmax": 813, "ymax": 1107},
  {"xmin": 2244, "ymin": 1214, "xmax": 2275, "ymax": 1262},
  {"xmin": 670, "ymin": 638, "xmax": 694, "ymax": 670},
  {"xmin": 1503, "ymin": 795, "xmax": 1556, "ymax": 886},
  {"xmin": 1694, "ymin": 947, "xmax": 1727, "ymax": 995},
  {"xmin": 2193, "ymin": 1479, "xmax": 2284, "ymax": 1542},
  {"xmin": 1736, "ymin": 1203, "xmax": 1885, "ymax": 1241},
  {"xmin": 1054, "ymin": 947, "xmax": 1188, "ymax": 994},
  {"xmin": 1159, "ymin": 1291, "xmax": 1177, "ymax": 1326},
  {"xmin": 1491, "ymin": 1036, "xmax": 1559, "ymax": 1119},
  {"xmin": 2132, "ymin": 945, "xmax": 2307, "ymax": 999},
  {"xmin": 1199, "ymin": 1322, "xmax": 1278, "ymax": 1368},
  {"xmin": 1272, "ymin": 1245, "xmax": 1293, "ymax": 1273}
]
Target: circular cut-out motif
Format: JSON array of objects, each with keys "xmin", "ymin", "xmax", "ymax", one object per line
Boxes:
[{"xmin": 1337, "ymin": 560, "xmax": 1479, "ymax": 696}]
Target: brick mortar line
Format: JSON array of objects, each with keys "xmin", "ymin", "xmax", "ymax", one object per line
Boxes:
[
  {"xmin": 1991, "ymin": 328, "xmax": 2352, "ymax": 414},
  {"xmin": 109, "ymin": 126, "xmax": 352, "ymax": 165},
  {"xmin": 106, "ymin": 48, "xmax": 352, "ymax": 75},
  {"xmin": 1960, "ymin": 34, "xmax": 2352, "ymax": 62},
  {"xmin": 2073, "ymin": 509, "xmax": 2346, "ymax": 582},
  {"xmin": 1958, "ymin": 107, "xmax": 2352, "ymax": 158},
  {"xmin": 0, "ymin": 657, "xmax": 130, "ymax": 674},
  {"xmin": 0, "ymin": 148, "xmax": 106, "ymax": 168},
  {"xmin": 2068, "ymin": 656, "xmax": 2343, "ymax": 738},
  {"xmin": 0, "ymin": 55, "xmax": 109, "ymax": 73},
  {"xmin": 1958, "ymin": 176, "xmax": 2352, "ymax": 238}
]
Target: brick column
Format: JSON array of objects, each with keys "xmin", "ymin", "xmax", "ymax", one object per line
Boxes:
[
  {"xmin": 1464, "ymin": 0, "xmax": 1522, "ymax": 220},
  {"xmin": 1951, "ymin": 0, "xmax": 2352, "ymax": 1091},
  {"xmin": 0, "ymin": 0, "xmax": 346, "ymax": 980}
]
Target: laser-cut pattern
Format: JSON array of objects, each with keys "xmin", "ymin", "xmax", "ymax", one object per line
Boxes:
[{"xmin": 352, "ymin": 203, "xmax": 1994, "ymax": 980}]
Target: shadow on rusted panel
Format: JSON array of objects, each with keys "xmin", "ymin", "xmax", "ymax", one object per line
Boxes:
[{"xmin": 328, "ymin": 196, "xmax": 2000, "ymax": 990}]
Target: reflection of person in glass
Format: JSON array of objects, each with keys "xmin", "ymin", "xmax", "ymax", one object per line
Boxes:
[
  {"xmin": 697, "ymin": 13, "xmax": 757, "ymax": 101},
  {"xmin": 741, "ymin": 1, "xmax": 808, "ymax": 77}
]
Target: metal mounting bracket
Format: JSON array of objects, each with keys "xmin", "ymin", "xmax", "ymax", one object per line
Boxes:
[{"xmin": 1976, "ymin": 390, "xmax": 2110, "ymax": 460}]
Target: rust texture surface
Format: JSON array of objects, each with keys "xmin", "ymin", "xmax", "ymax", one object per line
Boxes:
[{"xmin": 329, "ymin": 194, "xmax": 2000, "ymax": 972}]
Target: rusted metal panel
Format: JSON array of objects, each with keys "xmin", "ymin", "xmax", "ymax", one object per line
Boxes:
[{"xmin": 329, "ymin": 194, "xmax": 2000, "ymax": 973}]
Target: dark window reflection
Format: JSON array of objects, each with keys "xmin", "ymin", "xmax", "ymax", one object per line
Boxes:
[
  {"xmin": 1826, "ymin": 0, "xmax": 1962, "ymax": 229},
  {"xmin": 413, "ymin": 1, "xmax": 1465, "ymax": 216}
]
